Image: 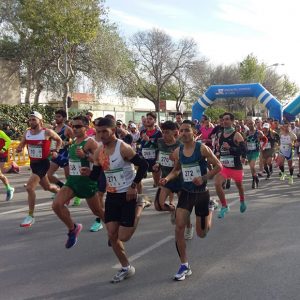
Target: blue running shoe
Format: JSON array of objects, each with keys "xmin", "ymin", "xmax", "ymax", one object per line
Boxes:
[
  {"xmin": 218, "ymin": 206, "xmax": 229, "ymax": 218},
  {"xmin": 6, "ymin": 187, "xmax": 14, "ymax": 201},
  {"xmin": 240, "ymin": 202, "xmax": 247, "ymax": 213},
  {"xmin": 90, "ymin": 220, "xmax": 103, "ymax": 232},
  {"xmin": 65, "ymin": 223, "xmax": 82, "ymax": 249},
  {"xmin": 174, "ymin": 264, "xmax": 192, "ymax": 281}
]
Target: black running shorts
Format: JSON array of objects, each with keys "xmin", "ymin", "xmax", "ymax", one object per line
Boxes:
[{"xmin": 30, "ymin": 159, "xmax": 50, "ymax": 179}]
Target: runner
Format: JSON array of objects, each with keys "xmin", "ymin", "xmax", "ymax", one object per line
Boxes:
[
  {"xmin": 0, "ymin": 129, "xmax": 14, "ymax": 201},
  {"xmin": 214, "ymin": 112, "xmax": 247, "ymax": 218},
  {"xmin": 152, "ymin": 121, "xmax": 181, "ymax": 224},
  {"xmin": 261, "ymin": 122, "xmax": 280, "ymax": 179},
  {"xmin": 89, "ymin": 117, "xmax": 148, "ymax": 283},
  {"xmin": 245, "ymin": 119, "xmax": 268, "ymax": 189},
  {"xmin": 16, "ymin": 111, "xmax": 62, "ymax": 227},
  {"xmin": 160, "ymin": 120, "xmax": 221, "ymax": 281},
  {"xmin": 278, "ymin": 120, "xmax": 297, "ymax": 184}
]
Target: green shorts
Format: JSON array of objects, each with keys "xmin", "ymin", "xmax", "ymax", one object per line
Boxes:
[
  {"xmin": 247, "ymin": 151, "xmax": 260, "ymax": 162},
  {"xmin": 65, "ymin": 176, "xmax": 98, "ymax": 199}
]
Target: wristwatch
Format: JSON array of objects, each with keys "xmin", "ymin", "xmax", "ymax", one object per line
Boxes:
[{"xmin": 131, "ymin": 182, "xmax": 137, "ymax": 189}]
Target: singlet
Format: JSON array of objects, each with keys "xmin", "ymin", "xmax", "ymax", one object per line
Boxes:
[
  {"xmin": 25, "ymin": 129, "xmax": 51, "ymax": 161},
  {"xmin": 179, "ymin": 141, "xmax": 207, "ymax": 192},
  {"xmin": 263, "ymin": 130, "xmax": 278, "ymax": 150},
  {"xmin": 98, "ymin": 139, "xmax": 135, "ymax": 193},
  {"xmin": 200, "ymin": 126, "xmax": 214, "ymax": 147},
  {"xmin": 68, "ymin": 139, "xmax": 91, "ymax": 176},
  {"xmin": 139, "ymin": 128, "xmax": 162, "ymax": 161},
  {"xmin": 219, "ymin": 131, "xmax": 242, "ymax": 170},
  {"xmin": 157, "ymin": 138, "xmax": 180, "ymax": 178},
  {"xmin": 246, "ymin": 130, "xmax": 260, "ymax": 152},
  {"xmin": 50, "ymin": 125, "xmax": 68, "ymax": 152},
  {"xmin": 0, "ymin": 130, "xmax": 11, "ymax": 158},
  {"xmin": 279, "ymin": 133, "xmax": 294, "ymax": 156}
]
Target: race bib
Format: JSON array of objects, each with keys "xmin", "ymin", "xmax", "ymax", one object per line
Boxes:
[
  {"xmin": 105, "ymin": 168, "xmax": 126, "ymax": 188},
  {"xmin": 262, "ymin": 142, "xmax": 271, "ymax": 149},
  {"xmin": 28, "ymin": 145, "xmax": 42, "ymax": 158},
  {"xmin": 69, "ymin": 161, "xmax": 81, "ymax": 176},
  {"xmin": 181, "ymin": 163, "xmax": 202, "ymax": 182},
  {"xmin": 281, "ymin": 144, "xmax": 290, "ymax": 151},
  {"xmin": 247, "ymin": 142, "xmax": 256, "ymax": 151},
  {"xmin": 142, "ymin": 148, "xmax": 156, "ymax": 160},
  {"xmin": 159, "ymin": 151, "xmax": 174, "ymax": 167},
  {"xmin": 220, "ymin": 156, "xmax": 235, "ymax": 168}
]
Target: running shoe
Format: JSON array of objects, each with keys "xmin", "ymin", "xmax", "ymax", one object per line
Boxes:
[
  {"xmin": 65, "ymin": 223, "xmax": 83, "ymax": 249},
  {"xmin": 218, "ymin": 206, "xmax": 229, "ymax": 218},
  {"xmin": 280, "ymin": 172, "xmax": 286, "ymax": 181},
  {"xmin": 20, "ymin": 215, "xmax": 35, "ymax": 227},
  {"xmin": 184, "ymin": 225, "xmax": 194, "ymax": 240},
  {"xmin": 209, "ymin": 198, "xmax": 219, "ymax": 211},
  {"xmin": 266, "ymin": 173, "xmax": 271, "ymax": 180},
  {"xmin": 240, "ymin": 201, "xmax": 247, "ymax": 213},
  {"xmin": 72, "ymin": 197, "xmax": 81, "ymax": 206},
  {"xmin": 255, "ymin": 176, "xmax": 259, "ymax": 188},
  {"xmin": 257, "ymin": 172, "xmax": 263, "ymax": 177},
  {"xmin": 90, "ymin": 220, "xmax": 103, "ymax": 232},
  {"xmin": 111, "ymin": 266, "xmax": 135, "ymax": 283},
  {"xmin": 251, "ymin": 179, "xmax": 256, "ymax": 189},
  {"xmin": 137, "ymin": 195, "xmax": 152, "ymax": 209},
  {"xmin": 170, "ymin": 210, "xmax": 176, "ymax": 225},
  {"xmin": 6, "ymin": 187, "xmax": 14, "ymax": 201},
  {"xmin": 288, "ymin": 175, "xmax": 294, "ymax": 185},
  {"xmin": 174, "ymin": 264, "xmax": 192, "ymax": 281}
]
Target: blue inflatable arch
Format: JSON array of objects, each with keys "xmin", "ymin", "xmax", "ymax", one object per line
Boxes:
[
  {"xmin": 192, "ymin": 83, "xmax": 282, "ymax": 121},
  {"xmin": 283, "ymin": 95, "xmax": 300, "ymax": 121}
]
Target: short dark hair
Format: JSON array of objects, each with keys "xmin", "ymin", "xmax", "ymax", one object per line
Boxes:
[
  {"xmin": 182, "ymin": 119, "xmax": 195, "ymax": 129},
  {"xmin": 72, "ymin": 115, "xmax": 89, "ymax": 126},
  {"xmin": 219, "ymin": 114, "xmax": 224, "ymax": 119},
  {"xmin": 104, "ymin": 114, "xmax": 115, "ymax": 121},
  {"xmin": 55, "ymin": 109, "xmax": 67, "ymax": 118},
  {"xmin": 223, "ymin": 112, "xmax": 235, "ymax": 121},
  {"xmin": 94, "ymin": 117, "xmax": 116, "ymax": 128},
  {"xmin": 176, "ymin": 112, "xmax": 183, "ymax": 117},
  {"xmin": 146, "ymin": 112, "xmax": 157, "ymax": 120},
  {"xmin": 161, "ymin": 121, "xmax": 177, "ymax": 131}
]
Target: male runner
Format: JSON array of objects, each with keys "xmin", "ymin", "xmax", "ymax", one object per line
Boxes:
[
  {"xmin": 16, "ymin": 111, "xmax": 62, "ymax": 227},
  {"xmin": 52, "ymin": 115, "xmax": 104, "ymax": 248},
  {"xmin": 214, "ymin": 112, "xmax": 247, "ymax": 218},
  {"xmin": 87, "ymin": 117, "xmax": 148, "ymax": 283},
  {"xmin": 278, "ymin": 120, "xmax": 297, "ymax": 184},
  {"xmin": 160, "ymin": 120, "xmax": 221, "ymax": 281},
  {"xmin": 0, "ymin": 129, "xmax": 14, "ymax": 201},
  {"xmin": 245, "ymin": 119, "xmax": 267, "ymax": 188}
]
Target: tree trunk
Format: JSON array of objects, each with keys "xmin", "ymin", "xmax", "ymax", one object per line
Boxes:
[
  {"xmin": 34, "ymin": 82, "xmax": 43, "ymax": 105},
  {"xmin": 62, "ymin": 81, "xmax": 69, "ymax": 118},
  {"xmin": 25, "ymin": 70, "xmax": 32, "ymax": 104}
]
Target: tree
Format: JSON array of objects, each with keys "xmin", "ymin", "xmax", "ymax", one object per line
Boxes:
[{"xmin": 128, "ymin": 28, "xmax": 198, "ymax": 121}]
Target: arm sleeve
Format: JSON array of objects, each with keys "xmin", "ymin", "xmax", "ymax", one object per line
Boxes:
[
  {"xmin": 0, "ymin": 130, "xmax": 11, "ymax": 151},
  {"xmin": 129, "ymin": 154, "xmax": 149, "ymax": 184},
  {"xmin": 89, "ymin": 165, "xmax": 103, "ymax": 181}
]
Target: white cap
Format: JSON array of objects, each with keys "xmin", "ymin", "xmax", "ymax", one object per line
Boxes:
[
  {"xmin": 263, "ymin": 123, "xmax": 270, "ymax": 129},
  {"xmin": 30, "ymin": 111, "xmax": 43, "ymax": 120},
  {"xmin": 131, "ymin": 123, "xmax": 137, "ymax": 128}
]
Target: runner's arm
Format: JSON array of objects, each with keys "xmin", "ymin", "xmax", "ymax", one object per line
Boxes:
[
  {"xmin": 231, "ymin": 132, "xmax": 247, "ymax": 159},
  {"xmin": 47, "ymin": 129, "xmax": 62, "ymax": 152},
  {"xmin": 16, "ymin": 132, "xmax": 27, "ymax": 152},
  {"xmin": 164, "ymin": 147, "xmax": 181, "ymax": 183},
  {"xmin": 0, "ymin": 130, "xmax": 11, "ymax": 152},
  {"xmin": 259, "ymin": 130, "xmax": 268, "ymax": 149},
  {"xmin": 200, "ymin": 144, "xmax": 222, "ymax": 181}
]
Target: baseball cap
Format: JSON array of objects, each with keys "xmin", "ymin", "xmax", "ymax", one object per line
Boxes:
[
  {"xmin": 131, "ymin": 123, "xmax": 137, "ymax": 128},
  {"xmin": 30, "ymin": 111, "xmax": 43, "ymax": 120},
  {"xmin": 263, "ymin": 123, "xmax": 270, "ymax": 129}
]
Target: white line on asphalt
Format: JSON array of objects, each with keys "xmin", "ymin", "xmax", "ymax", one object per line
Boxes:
[
  {"xmin": 0, "ymin": 201, "xmax": 52, "ymax": 215},
  {"xmin": 112, "ymin": 235, "xmax": 174, "ymax": 269}
]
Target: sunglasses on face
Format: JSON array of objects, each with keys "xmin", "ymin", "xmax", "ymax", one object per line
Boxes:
[{"xmin": 72, "ymin": 125, "xmax": 84, "ymax": 129}]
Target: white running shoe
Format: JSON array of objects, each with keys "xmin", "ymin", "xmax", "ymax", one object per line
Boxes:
[
  {"xmin": 111, "ymin": 266, "xmax": 135, "ymax": 283},
  {"xmin": 20, "ymin": 215, "xmax": 35, "ymax": 228},
  {"xmin": 174, "ymin": 264, "xmax": 192, "ymax": 281},
  {"xmin": 184, "ymin": 225, "xmax": 194, "ymax": 240}
]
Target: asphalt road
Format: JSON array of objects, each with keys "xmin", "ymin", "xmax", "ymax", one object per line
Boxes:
[{"xmin": 0, "ymin": 166, "xmax": 300, "ymax": 300}]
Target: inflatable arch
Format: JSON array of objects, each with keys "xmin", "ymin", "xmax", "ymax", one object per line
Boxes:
[
  {"xmin": 283, "ymin": 95, "xmax": 300, "ymax": 121},
  {"xmin": 192, "ymin": 83, "xmax": 282, "ymax": 121}
]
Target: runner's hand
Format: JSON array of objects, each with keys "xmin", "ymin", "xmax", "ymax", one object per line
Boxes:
[
  {"xmin": 51, "ymin": 151, "xmax": 58, "ymax": 159},
  {"xmin": 159, "ymin": 178, "xmax": 168, "ymax": 186},
  {"xmin": 76, "ymin": 147, "xmax": 85, "ymax": 158},
  {"xmin": 152, "ymin": 163, "xmax": 160, "ymax": 172},
  {"xmin": 126, "ymin": 186, "xmax": 137, "ymax": 201},
  {"xmin": 192, "ymin": 176, "xmax": 204, "ymax": 186},
  {"xmin": 80, "ymin": 167, "xmax": 91, "ymax": 177}
]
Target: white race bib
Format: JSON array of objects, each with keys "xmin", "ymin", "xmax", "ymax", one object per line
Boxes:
[
  {"xmin": 105, "ymin": 168, "xmax": 126, "ymax": 188},
  {"xmin": 159, "ymin": 151, "xmax": 174, "ymax": 167},
  {"xmin": 281, "ymin": 144, "xmax": 290, "ymax": 151},
  {"xmin": 262, "ymin": 142, "xmax": 271, "ymax": 149},
  {"xmin": 247, "ymin": 142, "xmax": 256, "ymax": 151},
  {"xmin": 181, "ymin": 163, "xmax": 202, "ymax": 182},
  {"xmin": 142, "ymin": 148, "xmax": 156, "ymax": 160},
  {"xmin": 220, "ymin": 156, "xmax": 235, "ymax": 168},
  {"xmin": 69, "ymin": 161, "xmax": 81, "ymax": 176},
  {"xmin": 28, "ymin": 145, "xmax": 42, "ymax": 158}
]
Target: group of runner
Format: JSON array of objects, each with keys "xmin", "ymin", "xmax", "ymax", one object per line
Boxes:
[{"xmin": 4, "ymin": 109, "xmax": 299, "ymax": 283}]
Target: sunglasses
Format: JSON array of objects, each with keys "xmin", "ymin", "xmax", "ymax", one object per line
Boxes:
[{"xmin": 72, "ymin": 125, "xmax": 84, "ymax": 129}]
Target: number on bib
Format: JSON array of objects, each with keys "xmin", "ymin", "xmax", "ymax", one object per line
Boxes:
[
  {"xmin": 28, "ymin": 145, "xmax": 43, "ymax": 159},
  {"xmin": 159, "ymin": 151, "xmax": 174, "ymax": 167},
  {"xmin": 247, "ymin": 142, "xmax": 256, "ymax": 151},
  {"xmin": 142, "ymin": 148, "xmax": 156, "ymax": 159},
  {"xmin": 104, "ymin": 168, "xmax": 126, "ymax": 188},
  {"xmin": 220, "ymin": 156, "xmax": 235, "ymax": 168},
  {"xmin": 69, "ymin": 161, "xmax": 81, "ymax": 176},
  {"xmin": 181, "ymin": 164, "xmax": 202, "ymax": 182}
]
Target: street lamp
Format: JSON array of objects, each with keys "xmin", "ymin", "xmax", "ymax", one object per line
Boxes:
[{"xmin": 266, "ymin": 63, "xmax": 285, "ymax": 68}]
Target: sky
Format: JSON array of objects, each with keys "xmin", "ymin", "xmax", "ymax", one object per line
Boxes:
[{"xmin": 105, "ymin": 0, "xmax": 300, "ymax": 86}]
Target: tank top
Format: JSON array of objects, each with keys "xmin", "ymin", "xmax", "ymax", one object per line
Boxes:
[
  {"xmin": 246, "ymin": 130, "xmax": 260, "ymax": 152},
  {"xmin": 157, "ymin": 138, "xmax": 181, "ymax": 178},
  {"xmin": 280, "ymin": 133, "xmax": 293, "ymax": 156},
  {"xmin": 68, "ymin": 139, "xmax": 90, "ymax": 176},
  {"xmin": 263, "ymin": 130, "xmax": 276, "ymax": 150},
  {"xmin": 139, "ymin": 128, "xmax": 162, "ymax": 161},
  {"xmin": 179, "ymin": 141, "xmax": 207, "ymax": 192},
  {"xmin": 98, "ymin": 139, "xmax": 135, "ymax": 193},
  {"xmin": 51, "ymin": 125, "xmax": 67, "ymax": 151},
  {"xmin": 25, "ymin": 129, "xmax": 51, "ymax": 161},
  {"xmin": 219, "ymin": 131, "xmax": 242, "ymax": 170}
]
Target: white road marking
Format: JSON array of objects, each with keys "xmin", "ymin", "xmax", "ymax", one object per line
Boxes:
[
  {"xmin": 0, "ymin": 202, "xmax": 53, "ymax": 215},
  {"xmin": 112, "ymin": 235, "xmax": 174, "ymax": 269}
]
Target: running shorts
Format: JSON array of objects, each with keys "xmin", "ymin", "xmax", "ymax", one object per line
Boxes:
[
  {"xmin": 262, "ymin": 149, "xmax": 275, "ymax": 160},
  {"xmin": 65, "ymin": 176, "xmax": 98, "ymax": 199},
  {"xmin": 220, "ymin": 167, "xmax": 244, "ymax": 183},
  {"xmin": 246, "ymin": 151, "xmax": 260, "ymax": 162},
  {"xmin": 105, "ymin": 192, "xmax": 136, "ymax": 227},
  {"xmin": 177, "ymin": 188, "xmax": 210, "ymax": 217},
  {"xmin": 51, "ymin": 149, "xmax": 69, "ymax": 168},
  {"xmin": 30, "ymin": 159, "xmax": 50, "ymax": 179}
]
